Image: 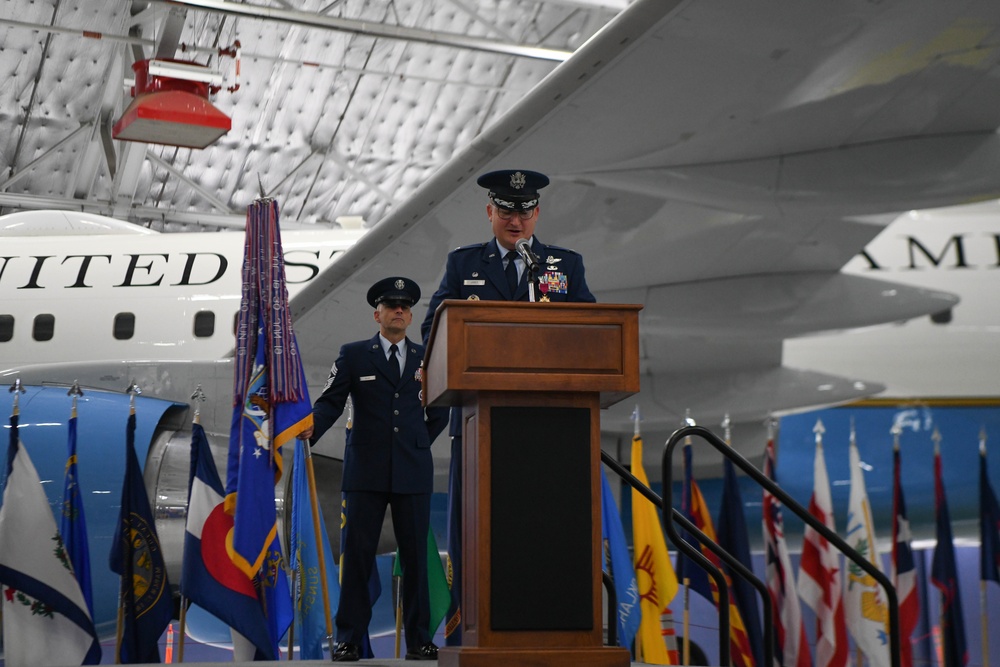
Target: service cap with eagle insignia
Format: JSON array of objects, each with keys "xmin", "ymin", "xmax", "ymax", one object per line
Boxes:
[
  {"xmin": 367, "ymin": 275, "xmax": 421, "ymax": 308},
  {"xmin": 477, "ymin": 169, "xmax": 550, "ymax": 211}
]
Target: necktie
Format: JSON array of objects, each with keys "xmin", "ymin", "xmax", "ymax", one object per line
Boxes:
[
  {"xmin": 505, "ymin": 251, "xmax": 519, "ymax": 294},
  {"xmin": 388, "ymin": 344, "xmax": 400, "ymax": 383}
]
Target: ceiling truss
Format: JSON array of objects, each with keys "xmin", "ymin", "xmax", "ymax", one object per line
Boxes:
[{"xmin": 0, "ymin": 0, "xmax": 621, "ymax": 231}]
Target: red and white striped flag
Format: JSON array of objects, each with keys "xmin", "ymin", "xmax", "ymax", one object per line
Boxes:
[
  {"xmin": 891, "ymin": 431, "xmax": 919, "ymax": 667},
  {"xmin": 797, "ymin": 420, "xmax": 849, "ymax": 667},
  {"xmin": 762, "ymin": 431, "xmax": 811, "ymax": 667}
]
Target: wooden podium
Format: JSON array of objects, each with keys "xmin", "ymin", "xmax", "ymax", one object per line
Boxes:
[{"xmin": 423, "ymin": 301, "xmax": 640, "ymax": 667}]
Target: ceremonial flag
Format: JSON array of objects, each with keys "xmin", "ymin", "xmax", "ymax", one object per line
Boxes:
[
  {"xmin": 226, "ymin": 199, "xmax": 312, "ymax": 577},
  {"xmin": 762, "ymin": 434, "xmax": 810, "ymax": 667},
  {"xmin": 390, "ymin": 529, "xmax": 451, "ymax": 635},
  {"xmin": 109, "ymin": 411, "xmax": 173, "ymax": 664},
  {"xmin": 677, "ymin": 444, "xmax": 755, "ymax": 667},
  {"xmin": 630, "ymin": 431, "xmax": 679, "ymax": 665},
  {"xmin": 261, "ymin": 536, "xmax": 295, "ymax": 654},
  {"xmin": 428, "ymin": 530, "xmax": 451, "ymax": 635},
  {"xmin": 0, "ymin": 410, "xmax": 101, "ymax": 667},
  {"xmin": 226, "ymin": 324, "xmax": 312, "ymax": 577},
  {"xmin": 931, "ymin": 439, "xmax": 969, "ymax": 667},
  {"xmin": 600, "ymin": 466, "xmax": 641, "ymax": 649},
  {"xmin": 225, "ymin": 329, "xmax": 301, "ymax": 656},
  {"xmin": 61, "ymin": 403, "xmax": 96, "ymax": 622},
  {"xmin": 444, "ymin": 436, "xmax": 462, "ymax": 645},
  {"xmin": 980, "ymin": 434, "xmax": 1000, "ymax": 585},
  {"xmin": 225, "ymin": 199, "xmax": 312, "ymax": 656},
  {"xmin": 182, "ymin": 422, "xmax": 273, "ymax": 658},
  {"xmin": 797, "ymin": 422, "xmax": 849, "ymax": 667},
  {"xmin": 718, "ymin": 457, "xmax": 765, "ymax": 667},
  {"xmin": 844, "ymin": 434, "xmax": 890, "ymax": 667},
  {"xmin": 290, "ymin": 439, "xmax": 339, "ymax": 660},
  {"xmin": 891, "ymin": 437, "xmax": 919, "ymax": 667},
  {"xmin": 675, "ymin": 444, "xmax": 713, "ymax": 601}
]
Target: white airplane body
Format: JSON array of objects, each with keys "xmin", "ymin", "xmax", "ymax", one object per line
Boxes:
[
  {"xmin": 1, "ymin": 210, "xmax": 365, "ymax": 369},
  {"xmin": 786, "ymin": 200, "xmax": 1000, "ymax": 400}
]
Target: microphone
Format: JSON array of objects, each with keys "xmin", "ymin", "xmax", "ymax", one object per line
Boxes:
[{"xmin": 514, "ymin": 237, "xmax": 540, "ymax": 273}]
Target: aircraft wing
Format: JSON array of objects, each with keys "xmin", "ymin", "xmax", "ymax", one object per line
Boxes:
[{"xmin": 291, "ymin": 0, "xmax": 1000, "ymax": 442}]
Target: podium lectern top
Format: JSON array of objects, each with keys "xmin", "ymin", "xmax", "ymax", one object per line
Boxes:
[{"xmin": 423, "ymin": 300, "xmax": 641, "ymax": 408}]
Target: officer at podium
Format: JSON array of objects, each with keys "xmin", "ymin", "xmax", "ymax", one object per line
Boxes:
[{"xmin": 419, "ymin": 169, "xmax": 596, "ymax": 644}]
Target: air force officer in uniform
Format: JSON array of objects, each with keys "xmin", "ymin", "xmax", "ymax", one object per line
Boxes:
[
  {"xmin": 420, "ymin": 169, "xmax": 595, "ymax": 322},
  {"xmin": 419, "ymin": 169, "xmax": 596, "ymax": 645},
  {"xmin": 303, "ymin": 276, "xmax": 448, "ymax": 661}
]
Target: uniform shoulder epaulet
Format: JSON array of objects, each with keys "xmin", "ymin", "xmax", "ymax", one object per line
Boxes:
[
  {"xmin": 452, "ymin": 242, "xmax": 488, "ymax": 252},
  {"xmin": 543, "ymin": 244, "xmax": 582, "ymax": 257}
]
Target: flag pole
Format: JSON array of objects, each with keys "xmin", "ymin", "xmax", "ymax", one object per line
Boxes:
[
  {"xmin": 394, "ymin": 562, "xmax": 403, "ymax": 658},
  {"xmin": 981, "ymin": 578, "xmax": 988, "ymax": 667},
  {"xmin": 177, "ymin": 387, "xmax": 205, "ymax": 664},
  {"xmin": 981, "ymin": 429, "xmax": 990, "ymax": 667},
  {"xmin": 933, "ymin": 428, "xmax": 947, "ymax": 665},
  {"xmin": 302, "ymin": 441, "xmax": 335, "ymax": 656},
  {"xmin": 681, "ymin": 410, "xmax": 693, "ymax": 667},
  {"xmin": 116, "ymin": 382, "xmax": 140, "ymax": 664},
  {"xmin": 177, "ymin": 601, "xmax": 187, "ymax": 664},
  {"xmin": 682, "ymin": 578, "xmax": 690, "ymax": 666},
  {"xmin": 631, "ymin": 405, "xmax": 642, "ymax": 663}
]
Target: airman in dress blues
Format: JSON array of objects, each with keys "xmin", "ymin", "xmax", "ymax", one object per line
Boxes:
[
  {"xmin": 419, "ymin": 169, "xmax": 596, "ymax": 646},
  {"xmin": 302, "ymin": 276, "xmax": 448, "ymax": 662}
]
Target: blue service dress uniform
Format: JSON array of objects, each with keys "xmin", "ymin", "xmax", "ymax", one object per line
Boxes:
[
  {"xmin": 310, "ymin": 333, "xmax": 448, "ymax": 651},
  {"xmin": 420, "ymin": 236, "xmax": 595, "ymax": 342},
  {"xmin": 421, "ymin": 236, "xmax": 596, "ymax": 402}
]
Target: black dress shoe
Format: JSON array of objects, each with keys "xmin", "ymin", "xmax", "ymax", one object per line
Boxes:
[
  {"xmin": 331, "ymin": 642, "xmax": 360, "ymax": 662},
  {"xmin": 405, "ymin": 642, "xmax": 438, "ymax": 660}
]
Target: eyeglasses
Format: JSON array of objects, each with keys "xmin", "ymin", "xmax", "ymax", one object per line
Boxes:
[
  {"xmin": 380, "ymin": 300, "xmax": 412, "ymax": 310},
  {"xmin": 495, "ymin": 207, "xmax": 536, "ymax": 220}
]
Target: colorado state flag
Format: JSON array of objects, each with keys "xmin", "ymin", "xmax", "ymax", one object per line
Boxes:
[{"xmin": 182, "ymin": 422, "xmax": 273, "ymax": 657}]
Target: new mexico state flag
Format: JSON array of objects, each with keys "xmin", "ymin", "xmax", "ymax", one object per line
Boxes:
[{"xmin": 631, "ymin": 434, "xmax": 679, "ymax": 665}]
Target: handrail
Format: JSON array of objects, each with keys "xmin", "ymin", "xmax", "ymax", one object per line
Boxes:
[
  {"xmin": 663, "ymin": 425, "xmax": 901, "ymax": 667},
  {"xmin": 602, "ymin": 450, "xmax": 775, "ymax": 666},
  {"xmin": 602, "ymin": 570, "xmax": 618, "ymax": 647}
]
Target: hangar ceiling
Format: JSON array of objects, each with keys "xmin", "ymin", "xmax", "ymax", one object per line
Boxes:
[{"xmin": 0, "ymin": 0, "xmax": 626, "ymax": 232}]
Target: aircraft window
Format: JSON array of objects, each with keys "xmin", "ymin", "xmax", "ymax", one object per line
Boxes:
[
  {"xmin": 0, "ymin": 315, "xmax": 12, "ymax": 342},
  {"xmin": 33, "ymin": 314, "xmax": 55, "ymax": 341},
  {"xmin": 114, "ymin": 313, "xmax": 135, "ymax": 340},
  {"xmin": 194, "ymin": 311, "xmax": 215, "ymax": 338}
]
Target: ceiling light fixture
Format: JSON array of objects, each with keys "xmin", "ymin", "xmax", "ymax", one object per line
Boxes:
[{"xmin": 112, "ymin": 59, "xmax": 231, "ymax": 150}]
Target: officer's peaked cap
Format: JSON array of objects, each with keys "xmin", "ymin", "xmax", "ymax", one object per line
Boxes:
[
  {"xmin": 367, "ymin": 276, "xmax": 421, "ymax": 308},
  {"xmin": 478, "ymin": 169, "xmax": 549, "ymax": 211}
]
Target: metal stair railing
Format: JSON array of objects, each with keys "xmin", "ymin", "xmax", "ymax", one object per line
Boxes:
[
  {"xmin": 662, "ymin": 425, "xmax": 901, "ymax": 667},
  {"xmin": 601, "ymin": 450, "xmax": 774, "ymax": 666}
]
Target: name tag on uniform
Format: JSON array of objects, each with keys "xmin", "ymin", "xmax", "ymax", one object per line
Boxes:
[
  {"xmin": 464, "ymin": 279, "xmax": 485, "ymax": 285},
  {"xmin": 360, "ymin": 375, "xmax": 376, "ymax": 381}
]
